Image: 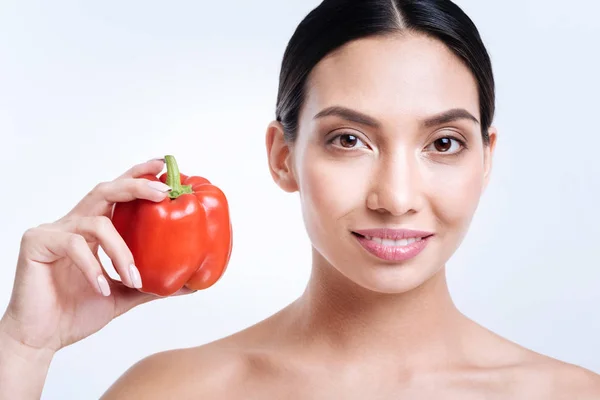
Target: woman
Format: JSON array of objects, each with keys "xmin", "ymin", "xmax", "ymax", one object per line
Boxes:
[{"xmin": 1, "ymin": 0, "xmax": 599, "ymax": 398}]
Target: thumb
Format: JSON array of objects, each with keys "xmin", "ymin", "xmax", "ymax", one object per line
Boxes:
[{"xmin": 112, "ymin": 284, "xmax": 197, "ymax": 316}]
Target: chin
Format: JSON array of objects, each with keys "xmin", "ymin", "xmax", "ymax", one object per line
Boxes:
[
  {"xmin": 337, "ymin": 232, "xmax": 452, "ymax": 294},
  {"xmin": 310, "ymin": 230, "xmax": 452, "ymax": 295},
  {"xmin": 339, "ymin": 259, "xmax": 443, "ymax": 295}
]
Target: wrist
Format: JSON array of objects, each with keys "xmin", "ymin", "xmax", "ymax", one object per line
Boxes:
[
  {"xmin": 0, "ymin": 315, "xmax": 54, "ymax": 399},
  {"xmin": 0, "ymin": 313, "xmax": 55, "ymax": 365}
]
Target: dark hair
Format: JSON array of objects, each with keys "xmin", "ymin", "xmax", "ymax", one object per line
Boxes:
[{"xmin": 275, "ymin": 0, "xmax": 495, "ymax": 145}]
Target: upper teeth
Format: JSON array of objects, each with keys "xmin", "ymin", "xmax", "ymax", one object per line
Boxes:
[{"xmin": 364, "ymin": 236, "xmax": 422, "ymax": 246}]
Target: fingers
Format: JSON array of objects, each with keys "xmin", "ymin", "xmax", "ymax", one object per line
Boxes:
[
  {"xmin": 111, "ymin": 283, "xmax": 198, "ymax": 317},
  {"xmin": 22, "ymin": 222, "xmax": 197, "ymax": 312},
  {"xmin": 118, "ymin": 158, "xmax": 166, "ymax": 179},
  {"xmin": 69, "ymin": 176, "xmax": 171, "ymax": 217},
  {"xmin": 64, "ymin": 159, "xmax": 168, "ymax": 218},
  {"xmin": 93, "ymin": 178, "xmax": 171, "ymax": 204},
  {"xmin": 66, "ymin": 216, "xmax": 141, "ymax": 289},
  {"xmin": 26, "ymin": 228, "xmax": 112, "ymax": 297}
]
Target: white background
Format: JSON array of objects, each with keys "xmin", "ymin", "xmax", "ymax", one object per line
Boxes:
[{"xmin": 1, "ymin": 0, "xmax": 599, "ymax": 398}]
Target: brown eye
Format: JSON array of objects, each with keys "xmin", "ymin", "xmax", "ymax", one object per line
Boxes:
[
  {"xmin": 426, "ymin": 136, "xmax": 464, "ymax": 155},
  {"xmin": 329, "ymin": 133, "xmax": 368, "ymax": 150},
  {"xmin": 434, "ymin": 137, "xmax": 452, "ymax": 152},
  {"xmin": 339, "ymin": 134, "xmax": 358, "ymax": 148}
]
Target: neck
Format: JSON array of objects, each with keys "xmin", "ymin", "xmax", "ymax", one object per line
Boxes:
[{"xmin": 290, "ymin": 248, "xmax": 467, "ymax": 366}]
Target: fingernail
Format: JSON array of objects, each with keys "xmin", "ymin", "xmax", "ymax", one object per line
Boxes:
[
  {"xmin": 147, "ymin": 181, "xmax": 171, "ymax": 192},
  {"xmin": 148, "ymin": 157, "xmax": 165, "ymax": 163},
  {"xmin": 97, "ymin": 276, "xmax": 111, "ymax": 296},
  {"xmin": 129, "ymin": 264, "xmax": 142, "ymax": 289}
]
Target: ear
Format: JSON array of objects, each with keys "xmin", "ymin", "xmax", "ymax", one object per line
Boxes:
[
  {"xmin": 483, "ymin": 126, "xmax": 498, "ymax": 192},
  {"xmin": 265, "ymin": 120, "xmax": 298, "ymax": 193}
]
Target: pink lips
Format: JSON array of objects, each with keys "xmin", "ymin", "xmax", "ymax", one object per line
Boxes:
[{"xmin": 352, "ymin": 228, "xmax": 434, "ymax": 262}]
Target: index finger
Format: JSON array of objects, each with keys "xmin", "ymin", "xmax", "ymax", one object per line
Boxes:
[
  {"xmin": 65, "ymin": 159, "xmax": 168, "ymax": 218},
  {"xmin": 117, "ymin": 158, "xmax": 165, "ymax": 179}
]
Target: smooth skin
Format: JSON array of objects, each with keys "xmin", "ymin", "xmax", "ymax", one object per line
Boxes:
[{"xmin": 2, "ymin": 33, "xmax": 599, "ymax": 400}]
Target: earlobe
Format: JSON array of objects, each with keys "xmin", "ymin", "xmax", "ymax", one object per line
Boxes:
[
  {"xmin": 483, "ymin": 126, "xmax": 498, "ymax": 191},
  {"xmin": 265, "ymin": 121, "xmax": 298, "ymax": 193}
]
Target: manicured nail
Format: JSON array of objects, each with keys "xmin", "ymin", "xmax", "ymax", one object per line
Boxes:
[
  {"xmin": 97, "ymin": 276, "xmax": 111, "ymax": 296},
  {"xmin": 147, "ymin": 181, "xmax": 171, "ymax": 192},
  {"xmin": 129, "ymin": 264, "xmax": 142, "ymax": 288}
]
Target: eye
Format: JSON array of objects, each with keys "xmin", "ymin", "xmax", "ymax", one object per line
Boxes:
[
  {"xmin": 425, "ymin": 136, "xmax": 465, "ymax": 155},
  {"xmin": 328, "ymin": 133, "xmax": 368, "ymax": 150}
]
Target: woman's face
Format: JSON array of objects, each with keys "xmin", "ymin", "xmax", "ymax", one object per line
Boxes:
[{"xmin": 269, "ymin": 33, "xmax": 496, "ymax": 294}]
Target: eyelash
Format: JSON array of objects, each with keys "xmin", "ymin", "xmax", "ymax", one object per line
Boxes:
[
  {"xmin": 326, "ymin": 132, "xmax": 468, "ymax": 155},
  {"xmin": 425, "ymin": 136, "xmax": 468, "ymax": 155},
  {"xmin": 326, "ymin": 133, "xmax": 369, "ymax": 150}
]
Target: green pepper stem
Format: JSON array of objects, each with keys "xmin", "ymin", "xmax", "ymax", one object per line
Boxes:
[{"xmin": 164, "ymin": 155, "xmax": 192, "ymax": 199}]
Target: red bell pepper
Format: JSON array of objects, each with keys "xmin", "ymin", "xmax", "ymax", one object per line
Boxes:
[{"xmin": 111, "ymin": 155, "xmax": 233, "ymax": 296}]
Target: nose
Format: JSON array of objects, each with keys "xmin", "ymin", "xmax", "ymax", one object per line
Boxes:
[{"xmin": 366, "ymin": 151, "xmax": 425, "ymax": 216}]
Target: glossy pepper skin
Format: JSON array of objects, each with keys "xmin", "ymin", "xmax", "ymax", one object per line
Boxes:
[{"xmin": 111, "ymin": 155, "xmax": 233, "ymax": 296}]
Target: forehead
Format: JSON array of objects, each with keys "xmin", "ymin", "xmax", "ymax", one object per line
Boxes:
[{"xmin": 302, "ymin": 33, "xmax": 480, "ymax": 125}]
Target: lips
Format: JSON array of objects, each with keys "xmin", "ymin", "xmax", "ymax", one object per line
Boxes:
[
  {"xmin": 353, "ymin": 228, "xmax": 434, "ymax": 240},
  {"xmin": 351, "ymin": 228, "xmax": 434, "ymax": 262}
]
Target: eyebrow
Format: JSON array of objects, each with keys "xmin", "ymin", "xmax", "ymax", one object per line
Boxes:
[
  {"xmin": 422, "ymin": 108, "xmax": 480, "ymax": 128},
  {"xmin": 313, "ymin": 106, "xmax": 479, "ymax": 128},
  {"xmin": 314, "ymin": 106, "xmax": 381, "ymax": 128}
]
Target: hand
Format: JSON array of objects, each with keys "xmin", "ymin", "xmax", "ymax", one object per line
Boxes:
[{"xmin": 0, "ymin": 159, "xmax": 195, "ymax": 354}]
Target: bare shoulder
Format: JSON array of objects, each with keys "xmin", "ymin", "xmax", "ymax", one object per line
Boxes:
[
  {"xmin": 535, "ymin": 358, "xmax": 600, "ymax": 399},
  {"xmin": 99, "ymin": 339, "xmax": 256, "ymax": 399},
  {"xmin": 100, "ymin": 306, "xmax": 294, "ymax": 399},
  {"xmin": 509, "ymin": 351, "xmax": 600, "ymax": 399},
  {"xmin": 466, "ymin": 323, "xmax": 600, "ymax": 398}
]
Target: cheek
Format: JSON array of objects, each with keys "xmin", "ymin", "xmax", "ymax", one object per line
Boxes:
[
  {"xmin": 297, "ymin": 147, "xmax": 370, "ymax": 232},
  {"xmin": 426, "ymin": 155, "xmax": 485, "ymax": 232}
]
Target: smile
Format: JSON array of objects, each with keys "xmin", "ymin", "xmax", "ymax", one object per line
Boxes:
[
  {"xmin": 360, "ymin": 236, "xmax": 423, "ymax": 247},
  {"xmin": 351, "ymin": 229, "xmax": 434, "ymax": 262}
]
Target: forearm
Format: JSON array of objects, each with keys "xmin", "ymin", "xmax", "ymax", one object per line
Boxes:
[{"xmin": 0, "ymin": 318, "xmax": 54, "ymax": 400}]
